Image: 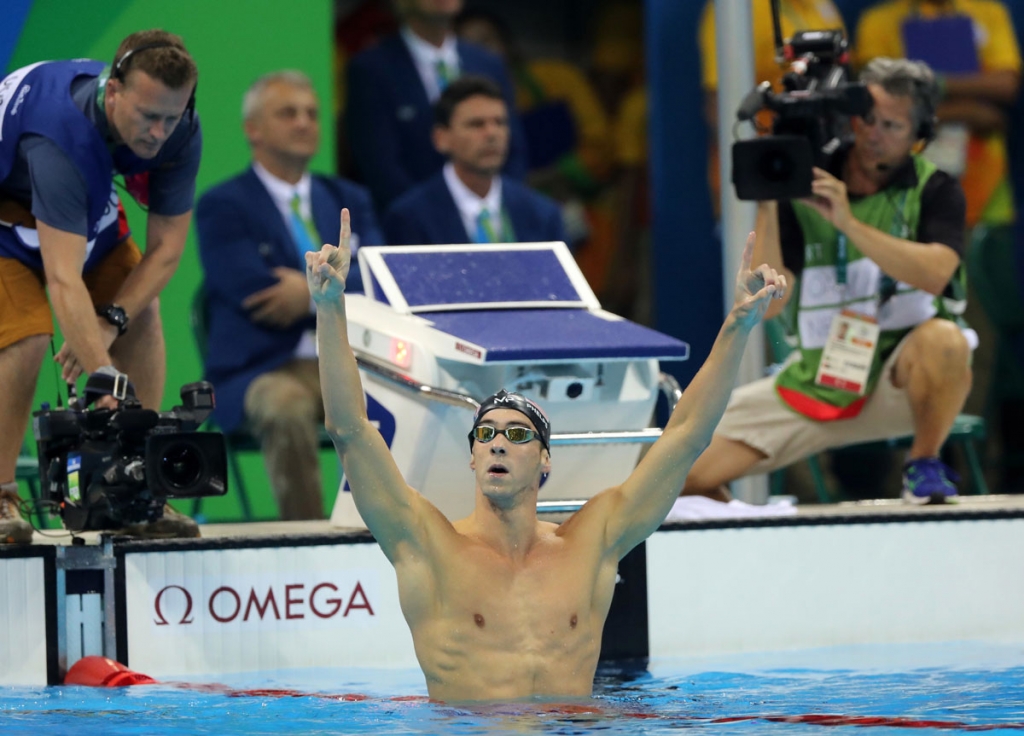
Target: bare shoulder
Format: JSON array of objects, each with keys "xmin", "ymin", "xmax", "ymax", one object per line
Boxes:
[{"xmin": 554, "ymin": 487, "xmax": 621, "ymax": 547}]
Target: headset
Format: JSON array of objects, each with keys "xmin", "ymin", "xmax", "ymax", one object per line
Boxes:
[
  {"xmin": 910, "ymin": 72, "xmax": 939, "ymax": 144},
  {"xmin": 108, "ymin": 41, "xmax": 199, "ymax": 208},
  {"xmin": 111, "ymin": 41, "xmax": 198, "ymax": 132},
  {"xmin": 860, "ymin": 57, "xmax": 939, "ymax": 144}
]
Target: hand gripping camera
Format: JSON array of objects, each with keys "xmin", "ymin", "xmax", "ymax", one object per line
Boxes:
[
  {"xmin": 33, "ymin": 380, "xmax": 228, "ymax": 532},
  {"xmin": 731, "ymin": 0, "xmax": 873, "ymax": 201}
]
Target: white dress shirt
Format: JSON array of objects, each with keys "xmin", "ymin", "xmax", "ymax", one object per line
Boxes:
[
  {"xmin": 251, "ymin": 161, "xmax": 317, "ymax": 359},
  {"xmin": 442, "ymin": 162, "xmax": 503, "ymax": 242},
  {"xmin": 400, "ymin": 26, "xmax": 460, "ymax": 103}
]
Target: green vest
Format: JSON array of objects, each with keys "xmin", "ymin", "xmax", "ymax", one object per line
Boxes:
[{"xmin": 774, "ymin": 155, "xmax": 967, "ymax": 421}]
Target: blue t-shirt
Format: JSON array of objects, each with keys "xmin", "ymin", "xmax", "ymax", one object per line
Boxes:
[{"xmin": 1, "ymin": 73, "xmax": 201, "ymax": 237}]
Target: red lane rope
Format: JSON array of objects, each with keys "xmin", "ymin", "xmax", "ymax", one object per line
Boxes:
[
  {"xmin": 63, "ymin": 657, "xmax": 1024, "ymax": 729},
  {"xmin": 713, "ymin": 713, "xmax": 1024, "ymax": 730}
]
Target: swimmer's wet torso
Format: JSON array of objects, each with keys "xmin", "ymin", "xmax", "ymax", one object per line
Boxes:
[
  {"xmin": 309, "ymin": 211, "xmax": 782, "ymax": 702},
  {"xmin": 395, "ymin": 503, "xmax": 621, "ymax": 703}
]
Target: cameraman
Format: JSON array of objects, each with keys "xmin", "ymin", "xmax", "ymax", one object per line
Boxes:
[
  {"xmin": 0, "ymin": 30, "xmax": 202, "ymax": 544},
  {"xmin": 682, "ymin": 58, "xmax": 975, "ymax": 504}
]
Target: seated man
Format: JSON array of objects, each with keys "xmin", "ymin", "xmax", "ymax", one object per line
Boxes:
[
  {"xmin": 385, "ymin": 76, "xmax": 564, "ymax": 246},
  {"xmin": 196, "ymin": 71, "xmax": 382, "ymax": 520},
  {"xmin": 345, "ymin": 0, "xmax": 527, "ymax": 215},
  {"xmin": 684, "ymin": 58, "xmax": 974, "ymax": 505},
  {"xmin": 308, "ymin": 208, "xmax": 784, "ymax": 701}
]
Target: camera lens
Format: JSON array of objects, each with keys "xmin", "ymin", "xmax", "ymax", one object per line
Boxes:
[
  {"xmin": 159, "ymin": 442, "xmax": 203, "ymax": 490},
  {"xmin": 758, "ymin": 149, "xmax": 795, "ymax": 182},
  {"xmin": 566, "ymin": 382, "xmax": 583, "ymax": 399}
]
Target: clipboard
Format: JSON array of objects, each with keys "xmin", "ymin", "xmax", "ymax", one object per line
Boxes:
[{"xmin": 901, "ymin": 15, "xmax": 979, "ymax": 74}]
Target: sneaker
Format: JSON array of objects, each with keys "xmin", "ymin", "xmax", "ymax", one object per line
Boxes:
[
  {"xmin": 902, "ymin": 458, "xmax": 960, "ymax": 505},
  {"xmin": 0, "ymin": 486, "xmax": 33, "ymax": 544},
  {"xmin": 115, "ymin": 504, "xmax": 200, "ymax": 539}
]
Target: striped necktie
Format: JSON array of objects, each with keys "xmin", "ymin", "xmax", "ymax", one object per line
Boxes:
[
  {"xmin": 435, "ymin": 59, "xmax": 455, "ymax": 91},
  {"xmin": 475, "ymin": 207, "xmax": 498, "ymax": 243},
  {"xmin": 289, "ymin": 193, "xmax": 320, "ymax": 257}
]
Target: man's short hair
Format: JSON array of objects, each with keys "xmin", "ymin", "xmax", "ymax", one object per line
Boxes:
[
  {"xmin": 242, "ymin": 70, "xmax": 315, "ymax": 122},
  {"xmin": 433, "ymin": 75, "xmax": 505, "ymax": 127},
  {"xmin": 112, "ymin": 30, "xmax": 197, "ymax": 91},
  {"xmin": 858, "ymin": 57, "xmax": 940, "ymax": 141}
]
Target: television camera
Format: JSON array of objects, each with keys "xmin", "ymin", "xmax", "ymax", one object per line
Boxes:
[
  {"xmin": 33, "ymin": 378, "xmax": 227, "ymax": 533},
  {"xmin": 731, "ymin": 0, "xmax": 873, "ymax": 200}
]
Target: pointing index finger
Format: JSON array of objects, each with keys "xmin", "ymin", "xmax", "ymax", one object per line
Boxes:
[
  {"xmin": 339, "ymin": 208, "xmax": 351, "ymax": 250},
  {"xmin": 741, "ymin": 231, "xmax": 755, "ymax": 273}
]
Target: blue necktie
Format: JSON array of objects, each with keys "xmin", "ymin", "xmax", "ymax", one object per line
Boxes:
[
  {"xmin": 289, "ymin": 193, "xmax": 319, "ymax": 258},
  {"xmin": 435, "ymin": 59, "xmax": 455, "ymax": 91},
  {"xmin": 474, "ymin": 208, "xmax": 496, "ymax": 243}
]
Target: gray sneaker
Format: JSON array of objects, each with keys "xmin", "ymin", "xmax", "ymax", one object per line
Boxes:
[
  {"xmin": 0, "ymin": 486, "xmax": 33, "ymax": 544},
  {"xmin": 115, "ymin": 504, "xmax": 200, "ymax": 539}
]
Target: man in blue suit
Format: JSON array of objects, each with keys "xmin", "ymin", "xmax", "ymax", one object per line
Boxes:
[
  {"xmin": 345, "ymin": 0, "xmax": 527, "ymax": 215},
  {"xmin": 385, "ymin": 76, "xmax": 565, "ymax": 247},
  {"xmin": 196, "ymin": 71, "xmax": 382, "ymax": 520}
]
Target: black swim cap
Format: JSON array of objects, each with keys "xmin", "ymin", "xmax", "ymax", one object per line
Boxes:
[{"xmin": 468, "ymin": 389, "xmax": 551, "ymax": 453}]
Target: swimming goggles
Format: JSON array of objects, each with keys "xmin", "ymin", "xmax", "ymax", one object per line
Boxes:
[{"xmin": 470, "ymin": 425, "xmax": 539, "ymax": 445}]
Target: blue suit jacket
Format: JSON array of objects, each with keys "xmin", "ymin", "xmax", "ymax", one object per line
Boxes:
[
  {"xmin": 346, "ymin": 35, "xmax": 528, "ymax": 215},
  {"xmin": 195, "ymin": 167, "xmax": 383, "ymax": 433},
  {"xmin": 384, "ymin": 171, "xmax": 565, "ymax": 246}
]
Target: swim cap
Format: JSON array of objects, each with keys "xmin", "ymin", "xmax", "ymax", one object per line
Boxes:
[{"xmin": 468, "ymin": 389, "xmax": 551, "ymax": 453}]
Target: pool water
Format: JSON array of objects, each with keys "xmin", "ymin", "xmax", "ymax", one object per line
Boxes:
[{"xmin": 3, "ymin": 642, "xmax": 1024, "ymax": 735}]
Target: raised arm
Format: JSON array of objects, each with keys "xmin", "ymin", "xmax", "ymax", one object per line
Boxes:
[
  {"xmin": 307, "ymin": 210, "xmax": 441, "ymax": 563},
  {"xmin": 578, "ymin": 232, "xmax": 785, "ymax": 559}
]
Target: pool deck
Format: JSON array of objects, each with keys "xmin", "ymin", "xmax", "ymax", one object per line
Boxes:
[{"xmin": 19, "ymin": 492, "xmax": 1024, "ymax": 547}]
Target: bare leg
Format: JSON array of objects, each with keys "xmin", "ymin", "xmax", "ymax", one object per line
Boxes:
[
  {"xmin": 109, "ymin": 298, "xmax": 166, "ymax": 409},
  {"xmin": 0, "ymin": 335, "xmax": 48, "ymax": 543},
  {"xmin": 682, "ymin": 434, "xmax": 769, "ymax": 500},
  {"xmin": 892, "ymin": 319, "xmax": 972, "ymax": 460},
  {"xmin": 0, "ymin": 335, "xmax": 49, "ymax": 483}
]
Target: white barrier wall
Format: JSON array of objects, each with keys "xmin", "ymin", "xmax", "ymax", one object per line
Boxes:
[
  {"xmin": 0, "ymin": 556, "xmax": 48, "ymax": 685},
  {"xmin": 647, "ymin": 517, "xmax": 1024, "ymax": 658},
  {"xmin": 123, "ymin": 542, "xmax": 417, "ymax": 678}
]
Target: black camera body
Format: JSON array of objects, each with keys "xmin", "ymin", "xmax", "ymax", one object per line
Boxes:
[
  {"xmin": 732, "ymin": 28, "xmax": 873, "ymax": 201},
  {"xmin": 33, "ymin": 382, "xmax": 228, "ymax": 532}
]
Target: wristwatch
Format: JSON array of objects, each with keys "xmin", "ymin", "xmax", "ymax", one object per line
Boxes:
[{"xmin": 97, "ymin": 304, "xmax": 129, "ymax": 335}]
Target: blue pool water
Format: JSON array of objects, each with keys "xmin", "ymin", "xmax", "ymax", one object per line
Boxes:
[{"xmin": 3, "ymin": 642, "xmax": 1024, "ymax": 735}]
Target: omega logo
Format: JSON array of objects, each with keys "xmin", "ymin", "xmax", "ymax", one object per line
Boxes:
[{"xmin": 153, "ymin": 581, "xmax": 374, "ymax": 626}]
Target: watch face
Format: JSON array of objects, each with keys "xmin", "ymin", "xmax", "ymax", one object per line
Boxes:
[{"xmin": 101, "ymin": 305, "xmax": 128, "ymax": 332}]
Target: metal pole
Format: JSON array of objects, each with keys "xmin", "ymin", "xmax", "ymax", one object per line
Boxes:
[{"xmin": 715, "ymin": 0, "xmax": 768, "ymax": 504}]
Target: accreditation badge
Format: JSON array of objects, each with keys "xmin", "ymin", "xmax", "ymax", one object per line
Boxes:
[{"xmin": 814, "ymin": 310, "xmax": 880, "ymax": 395}]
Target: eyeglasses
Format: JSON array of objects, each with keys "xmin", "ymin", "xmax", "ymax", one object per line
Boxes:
[{"xmin": 470, "ymin": 425, "xmax": 538, "ymax": 445}]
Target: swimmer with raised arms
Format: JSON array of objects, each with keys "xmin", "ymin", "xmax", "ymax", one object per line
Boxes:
[{"xmin": 309, "ymin": 209, "xmax": 784, "ymax": 702}]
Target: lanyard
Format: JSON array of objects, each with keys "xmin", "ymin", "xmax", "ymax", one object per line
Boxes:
[{"xmin": 835, "ymin": 189, "xmax": 908, "ymax": 306}]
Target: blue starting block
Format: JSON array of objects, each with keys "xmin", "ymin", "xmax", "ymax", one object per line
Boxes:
[{"xmin": 330, "ymin": 242, "xmax": 689, "ymax": 527}]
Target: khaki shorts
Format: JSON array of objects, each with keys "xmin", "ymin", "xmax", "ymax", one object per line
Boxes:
[
  {"xmin": 714, "ymin": 340, "xmax": 916, "ymax": 476},
  {"xmin": 0, "ymin": 237, "xmax": 142, "ymax": 351}
]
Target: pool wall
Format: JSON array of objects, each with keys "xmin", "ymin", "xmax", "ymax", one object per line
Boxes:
[{"xmin": 2, "ymin": 501, "xmax": 1024, "ymax": 686}]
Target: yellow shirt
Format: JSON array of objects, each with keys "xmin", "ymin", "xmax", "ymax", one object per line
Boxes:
[
  {"xmin": 854, "ymin": 0, "xmax": 1022, "ymax": 225},
  {"xmin": 614, "ymin": 86, "xmax": 648, "ymax": 167},
  {"xmin": 699, "ymin": 0, "xmax": 846, "ymax": 92},
  {"xmin": 854, "ymin": 0, "xmax": 1021, "ymax": 73}
]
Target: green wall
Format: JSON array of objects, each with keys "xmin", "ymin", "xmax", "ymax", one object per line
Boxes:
[{"xmin": 10, "ymin": 0, "xmax": 340, "ymax": 522}]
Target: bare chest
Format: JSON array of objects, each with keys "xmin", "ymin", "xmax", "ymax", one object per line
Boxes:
[{"xmin": 413, "ymin": 545, "xmax": 609, "ymax": 654}]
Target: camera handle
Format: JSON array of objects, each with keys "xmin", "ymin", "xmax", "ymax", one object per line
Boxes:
[{"xmin": 82, "ymin": 367, "xmax": 136, "ymax": 408}]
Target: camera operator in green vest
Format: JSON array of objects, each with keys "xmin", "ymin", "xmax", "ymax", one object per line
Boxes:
[{"xmin": 684, "ymin": 57, "xmax": 975, "ymax": 504}]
